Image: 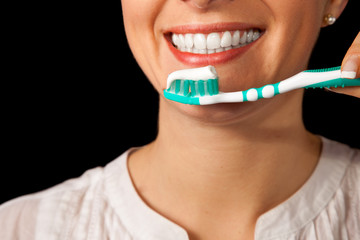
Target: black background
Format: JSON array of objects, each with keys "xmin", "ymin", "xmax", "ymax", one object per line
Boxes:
[{"xmin": 1, "ymin": 1, "xmax": 359, "ymax": 204}]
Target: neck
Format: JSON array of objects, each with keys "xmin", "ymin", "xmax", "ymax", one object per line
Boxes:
[{"xmin": 128, "ymin": 90, "xmax": 321, "ymax": 237}]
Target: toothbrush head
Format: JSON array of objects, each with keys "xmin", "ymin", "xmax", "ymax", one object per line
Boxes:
[{"xmin": 163, "ymin": 66, "xmax": 219, "ymax": 105}]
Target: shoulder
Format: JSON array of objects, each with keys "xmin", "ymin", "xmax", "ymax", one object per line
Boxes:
[
  {"xmin": 337, "ymin": 140, "xmax": 360, "ymax": 199},
  {"xmin": 322, "ymin": 137, "xmax": 360, "ymax": 168},
  {"xmin": 0, "ymin": 150, "xmax": 134, "ymax": 240},
  {"xmin": 0, "ymin": 166, "xmax": 105, "ymax": 240},
  {"xmin": 325, "ymin": 138, "xmax": 360, "ymax": 181},
  {"xmin": 322, "ymin": 138, "xmax": 360, "ymax": 237},
  {"xmin": 322, "ymin": 137, "xmax": 360, "ymax": 191},
  {"xmin": 345, "ymin": 147, "xmax": 360, "ymax": 187}
]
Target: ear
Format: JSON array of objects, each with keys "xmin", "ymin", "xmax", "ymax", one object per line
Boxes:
[{"xmin": 322, "ymin": 0, "xmax": 348, "ymax": 27}]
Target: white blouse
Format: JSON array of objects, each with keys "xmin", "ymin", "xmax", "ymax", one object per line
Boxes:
[{"xmin": 0, "ymin": 137, "xmax": 359, "ymax": 240}]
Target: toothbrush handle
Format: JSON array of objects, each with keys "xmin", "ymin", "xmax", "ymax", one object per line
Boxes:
[
  {"xmin": 240, "ymin": 77, "xmax": 360, "ymax": 102},
  {"xmin": 304, "ymin": 77, "xmax": 360, "ymax": 89}
]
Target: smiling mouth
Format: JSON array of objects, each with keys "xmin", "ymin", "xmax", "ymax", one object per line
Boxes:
[
  {"xmin": 170, "ymin": 29, "xmax": 263, "ymax": 54},
  {"xmin": 164, "ymin": 23, "xmax": 265, "ymax": 66}
]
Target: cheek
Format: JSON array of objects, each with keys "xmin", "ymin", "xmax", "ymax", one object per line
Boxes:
[
  {"xmin": 261, "ymin": 0, "xmax": 325, "ymax": 79},
  {"xmin": 121, "ymin": 0, "xmax": 166, "ymax": 92}
]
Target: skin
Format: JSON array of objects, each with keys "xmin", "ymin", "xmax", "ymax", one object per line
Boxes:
[
  {"xmin": 121, "ymin": 0, "xmax": 359, "ymax": 239},
  {"xmin": 336, "ymin": 31, "xmax": 360, "ymax": 96}
]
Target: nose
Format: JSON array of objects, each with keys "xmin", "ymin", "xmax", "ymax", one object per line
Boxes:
[{"xmin": 182, "ymin": 0, "xmax": 216, "ymax": 9}]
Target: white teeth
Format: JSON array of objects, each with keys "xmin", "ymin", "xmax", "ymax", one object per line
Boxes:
[
  {"xmin": 172, "ymin": 34, "xmax": 179, "ymax": 47},
  {"xmin": 252, "ymin": 29, "xmax": 260, "ymax": 41},
  {"xmin": 198, "ymin": 49, "xmax": 207, "ymax": 54},
  {"xmin": 171, "ymin": 29, "xmax": 261, "ymax": 54},
  {"xmin": 220, "ymin": 31, "xmax": 232, "ymax": 48},
  {"xmin": 246, "ymin": 29, "xmax": 253, "ymax": 43},
  {"xmin": 184, "ymin": 34, "xmax": 194, "ymax": 48},
  {"xmin": 194, "ymin": 33, "xmax": 207, "ymax": 50},
  {"xmin": 232, "ymin": 30, "xmax": 240, "ymax": 46},
  {"xmin": 240, "ymin": 31, "xmax": 247, "ymax": 44},
  {"xmin": 207, "ymin": 33, "xmax": 221, "ymax": 49},
  {"xmin": 178, "ymin": 34, "xmax": 185, "ymax": 50},
  {"xmin": 216, "ymin": 47, "xmax": 224, "ymax": 53}
]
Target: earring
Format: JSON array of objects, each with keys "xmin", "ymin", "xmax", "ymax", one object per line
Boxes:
[{"xmin": 324, "ymin": 14, "xmax": 336, "ymax": 26}]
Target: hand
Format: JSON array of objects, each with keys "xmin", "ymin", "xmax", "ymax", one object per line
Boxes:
[{"xmin": 330, "ymin": 32, "xmax": 360, "ymax": 98}]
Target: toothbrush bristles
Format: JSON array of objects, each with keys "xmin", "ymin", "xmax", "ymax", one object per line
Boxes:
[{"xmin": 167, "ymin": 79, "xmax": 219, "ymax": 97}]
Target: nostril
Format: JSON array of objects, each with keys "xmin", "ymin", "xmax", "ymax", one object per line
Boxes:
[{"xmin": 182, "ymin": 0, "xmax": 216, "ymax": 9}]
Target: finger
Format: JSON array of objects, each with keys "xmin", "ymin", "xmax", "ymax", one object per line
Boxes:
[
  {"xmin": 329, "ymin": 32, "xmax": 360, "ymax": 98},
  {"xmin": 341, "ymin": 32, "xmax": 360, "ymax": 79}
]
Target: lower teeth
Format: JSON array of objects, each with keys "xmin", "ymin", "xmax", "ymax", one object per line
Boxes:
[{"xmin": 177, "ymin": 44, "xmax": 247, "ymax": 54}]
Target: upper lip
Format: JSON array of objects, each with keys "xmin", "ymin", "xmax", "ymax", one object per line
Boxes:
[{"xmin": 163, "ymin": 22, "xmax": 265, "ymax": 35}]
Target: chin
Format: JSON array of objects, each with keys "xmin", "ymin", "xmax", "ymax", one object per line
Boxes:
[
  {"xmin": 160, "ymin": 87, "xmax": 305, "ymax": 127},
  {"xmin": 160, "ymin": 95, "xmax": 276, "ymax": 126}
]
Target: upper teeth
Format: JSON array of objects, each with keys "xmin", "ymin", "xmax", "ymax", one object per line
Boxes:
[{"xmin": 172, "ymin": 29, "xmax": 260, "ymax": 54}]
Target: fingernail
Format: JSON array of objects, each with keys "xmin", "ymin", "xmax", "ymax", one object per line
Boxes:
[
  {"xmin": 341, "ymin": 56, "xmax": 358, "ymax": 79},
  {"xmin": 341, "ymin": 71, "xmax": 357, "ymax": 79}
]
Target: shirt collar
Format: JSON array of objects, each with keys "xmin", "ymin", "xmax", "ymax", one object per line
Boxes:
[
  {"xmin": 105, "ymin": 138, "xmax": 352, "ymax": 240},
  {"xmin": 104, "ymin": 148, "xmax": 189, "ymax": 240}
]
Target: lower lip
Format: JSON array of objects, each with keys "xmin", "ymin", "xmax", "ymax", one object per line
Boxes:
[{"xmin": 166, "ymin": 38, "xmax": 258, "ymax": 67}]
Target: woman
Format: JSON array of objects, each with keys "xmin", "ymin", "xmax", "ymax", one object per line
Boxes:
[{"xmin": 1, "ymin": 0, "xmax": 359, "ymax": 239}]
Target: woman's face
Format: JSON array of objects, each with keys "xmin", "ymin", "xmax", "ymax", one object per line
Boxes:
[{"xmin": 121, "ymin": 0, "xmax": 342, "ymax": 123}]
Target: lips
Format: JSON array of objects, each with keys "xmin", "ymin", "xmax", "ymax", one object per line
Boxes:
[{"xmin": 164, "ymin": 23, "xmax": 265, "ymax": 66}]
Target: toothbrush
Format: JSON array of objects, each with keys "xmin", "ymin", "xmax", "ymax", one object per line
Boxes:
[{"xmin": 163, "ymin": 65, "xmax": 360, "ymax": 105}]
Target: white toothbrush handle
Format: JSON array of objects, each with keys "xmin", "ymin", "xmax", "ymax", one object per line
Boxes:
[
  {"xmin": 278, "ymin": 70, "xmax": 341, "ymax": 93},
  {"xmin": 199, "ymin": 91, "xmax": 245, "ymax": 105},
  {"xmin": 199, "ymin": 69, "xmax": 343, "ymax": 105}
]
